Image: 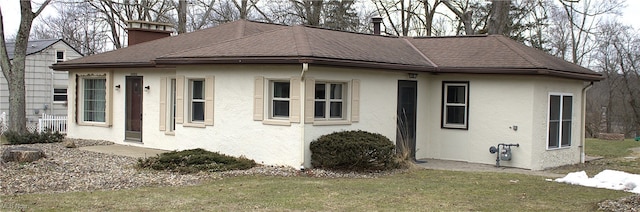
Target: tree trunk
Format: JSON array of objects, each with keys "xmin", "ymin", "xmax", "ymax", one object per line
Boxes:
[
  {"xmin": 177, "ymin": 0, "xmax": 187, "ymax": 34},
  {"xmin": 488, "ymin": 0, "xmax": 510, "ymax": 35},
  {"xmin": 2, "ymin": 147, "xmax": 46, "ymax": 163}
]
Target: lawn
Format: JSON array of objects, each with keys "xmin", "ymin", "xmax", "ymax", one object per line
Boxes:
[
  {"xmin": 1, "ymin": 138, "xmax": 638, "ymax": 211},
  {"xmin": 550, "ymin": 138, "xmax": 640, "ymax": 176}
]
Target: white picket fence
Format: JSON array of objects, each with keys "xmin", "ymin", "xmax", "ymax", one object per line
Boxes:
[
  {"xmin": 0, "ymin": 112, "xmax": 67, "ymax": 135},
  {"xmin": 38, "ymin": 114, "xmax": 67, "ymax": 134}
]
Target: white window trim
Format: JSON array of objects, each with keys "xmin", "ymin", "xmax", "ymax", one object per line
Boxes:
[
  {"xmin": 547, "ymin": 92, "xmax": 574, "ymax": 150},
  {"xmin": 56, "ymin": 50, "xmax": 65, "ymax": 63},
  {"xmin": 53, "ymin": 87, "xmax": 68, "ymax": 104},
  {"xmin": 169, "ymin": 78, "xmax": 176, "ymax": 133},
  {"xmin": 313, "ymin": 81, "xmax": 349, "ymax": 123},
  {"xmin": 77, "ymin": 73, "xmax": 111, "ymax": 127},
  {"xmin": 268, "ymin": 80, "xmax": 291, "ymax": 121},
  {"xmin": 185, "ymin": 78, "xmax": 206, "ymax": 127},
  {"xmin": 442, "ymin": 82, "xmax": 469, "ymax": 129}
]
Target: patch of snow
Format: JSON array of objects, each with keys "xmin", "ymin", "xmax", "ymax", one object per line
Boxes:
[{"xmin": 554, "ymin": 170, "xmax": 640, "ymax": 193}]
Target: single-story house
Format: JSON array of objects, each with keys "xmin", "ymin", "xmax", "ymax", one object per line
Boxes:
[
  {"xmin": 1, "ymin": 39, "xmax": 82, "ymax": 124},
  {"xmin": 52, "ymin": 20, "xmax": 602, "ymax": 170}
]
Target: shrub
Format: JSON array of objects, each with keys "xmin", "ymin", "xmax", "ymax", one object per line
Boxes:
[
  {"xmin": 137, "ymin": 148, "xmax": 256, "ymax": 173},
  {"xmin": 4, "ymin": 129, "xmax": 65, "ymax": 145},
  {"xmin": 310, "ymin": 130, "xmax": 398, "ymax": 171}
]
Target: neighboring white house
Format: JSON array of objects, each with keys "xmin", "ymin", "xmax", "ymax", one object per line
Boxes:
[
  {"xmin": 52, "ymin": 20, "xmax": 603, "ymax": 171},
  {"xmin": 0, "ymin": 39, "xmax": 82, "ymax": 125}
]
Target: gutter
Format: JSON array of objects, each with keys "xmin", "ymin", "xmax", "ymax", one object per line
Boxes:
[
  {"xmin": 580, "ymin": 81, "xmax": 594, "ymax": 163},
  {"xmin": 300, "ymin": 63, "xmax": 308, "ymax": 170}
]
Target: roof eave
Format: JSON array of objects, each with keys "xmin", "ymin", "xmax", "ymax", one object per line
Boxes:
[
  {"xmin": 51, "ymin": 62, "xmax": 155, "ymax": 71},
  {"xmin": 436, "ymin": 67, "xmax": 604, "ymax": 81},
  {"xmin": 154, "ymin": 57, "xmax": 436, "ymax": 72}
]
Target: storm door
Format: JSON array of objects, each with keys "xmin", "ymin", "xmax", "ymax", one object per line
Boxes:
[
  {"xmin": 125, "ymin": 76, "xmax": 143, "ymax": 142},
  {"xmin": 397, "ymin": 80, "xmax": 417, "ymax": 160}
]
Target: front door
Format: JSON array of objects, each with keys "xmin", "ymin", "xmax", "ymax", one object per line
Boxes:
[
  {"xmin": 125, "ymin": 76, "xmax": 143, "ymax": 142},
  {"xmin": 397, "ymin": 80, "xmax": 417, "ymax": 160}
]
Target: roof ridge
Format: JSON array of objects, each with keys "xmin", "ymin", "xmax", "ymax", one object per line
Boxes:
[
  {"xmin": 403, "ymin": 38, "xmax": 437, "ymax": 68},
  {"xmin": 158, "ymin": 27, "xmax": 292, "ymax": 59},
  {"xmin": 293, "ymin": 26, "xmax": 312, "ymax": 56},
  {"xmin": 493, "ymin": 35, "xmax": 544, "ymax": 68}
]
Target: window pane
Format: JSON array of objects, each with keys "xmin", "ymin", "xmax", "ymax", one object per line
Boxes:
[
  {"xmin": 192, "ymin": 102, "xmax": 204, "ymax": 121},
  {"xmin": 273, "ymin": 82, "xmax": 290, "ymax": 98},
  {"xmin": 549, "ymin": 121, "xmax": 560, "ymax": 148},
  {"xmin": 330, "ymin": 102, "xmax": 342, "ymax": 118},
  {"xmin": 549, "ymin": 95, "xmax": 560, "ymax": 121},
  {"xmin": 192, "ymin": 80, "xmax": 204, "ymax": 100},
  {"xmin": 446, "ymin": 106, "xmax": 465, "ymax": 124},
  {"xmin": 54, "ymin": 95, "xmax": 67, "ymax": 102},
  {"xmin": 447, "ymin": 86, "xmax": 465, "ymax": 104},
  {"xmin": 314, "ymin": 101, "xmax": 325, "ymax": 118},
  {"xmin": 562, "ymin": 96, "xmax": 572, "ymax": 121},
  {"xmin": 83, "ymin": 78, "xmax": 106, "ymax": 122},
  {"xmin": 273, "ymin": 100, "xmax": 289, "ymax": 117},
  {"xmin": 315, "ymin": 84, "xmax": 325, "ymax": 99},
  {"xmin": 330, "ymin": 84, "xmax": 342, "ymax": 99},
  {"xmin": 562, "ymin": 120, "xmax": 572, "ymax": 146},
  {"xmin": 56, "ymin": 51, "xmax": 64, "ymax": 60}
]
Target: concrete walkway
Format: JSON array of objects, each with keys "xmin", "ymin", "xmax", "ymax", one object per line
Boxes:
[
  {"xmin": 80, "ymin": 144, "xmax": 169, "ymax": 158},
  {"xmin": 416, "ymin": 158, "xmax": 565, "ymax": 178}
]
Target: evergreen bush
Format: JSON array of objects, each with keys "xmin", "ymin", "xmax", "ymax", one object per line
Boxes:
[
  {"xmin": 137, "ymin": 148, "xmax": 256, "ymax": 173},
  {"xmin": 310, "ymin": 130, "xmax": 398, "ymax": 171},
  {"xmin": 4, "ymin": 129, "xmax": 64, "ymax": 145}
]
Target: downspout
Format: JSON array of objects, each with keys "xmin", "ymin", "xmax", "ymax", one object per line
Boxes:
[
  {"xmin": 580, "ymin": 81, "xmax": 594, "ymax": 163},
  {"xmin": 300, "ymin": 63, "xmax": 308, "ymax": 169}
]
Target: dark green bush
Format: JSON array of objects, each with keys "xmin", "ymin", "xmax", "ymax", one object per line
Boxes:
[
  {"xmin": 137, "ymin": 148, "xmax": 256, "ymax": 173},
  {"xmin": 4, "ymin": 129, "xmax": 65, "ymax": 145},
  {"xmin": 310, "ymin": 130, "xmax": 398, "ymax": 171}
]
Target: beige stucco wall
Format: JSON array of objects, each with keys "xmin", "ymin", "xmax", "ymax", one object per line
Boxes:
[
  {"xmin": 416, "ymin": 74, "xmax": 536, "ymax": 169},
  {"xmin": 66, "ymin": 64, "xmax": 586, "ymax": 170},
  {"xmin": 301, "ymin": 66, "xmax": 408, "ymax": 167},
  {"xmin": 530, "ymin": 77, "xmax": 584, "ymax": 170},
  {"xmin": 415, "ymin": 74, "xmax": 585, "ymax": 170}
]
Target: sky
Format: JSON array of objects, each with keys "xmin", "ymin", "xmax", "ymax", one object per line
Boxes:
[{"xmin": 1, "ymin": 0, "xmax": 640, "ymax": 37}]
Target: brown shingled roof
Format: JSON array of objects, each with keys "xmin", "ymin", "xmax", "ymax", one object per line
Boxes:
[
  {"xmin": 53, "ymin": 20, "xmax": 602, "ymax": 81},
  {"xmin": 53, "ymin": 20, "xmax": 288, "ymax": 68}
]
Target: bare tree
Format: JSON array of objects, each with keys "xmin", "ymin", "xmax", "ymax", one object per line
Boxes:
[
  {"xmin": 556, "ymin": 0, "xmax": 622, "ymax": 65},
  {"xmin": 487, "ymin": 0, "xmax": 510, "ymax": 35},
  {"xmin": 441, "ymin": 0, "xmax": 474, "ymax": 35},
  {"xmin": 32, "ymin": 2, "xmax": 110, "ymax": 55},
  {"xmin": 0, "ymin": 0, "xmax": 52, "ymax": 133}
]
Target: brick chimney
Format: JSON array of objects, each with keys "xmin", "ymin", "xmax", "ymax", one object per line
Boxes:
[
  {"xmin": 372, "ymin": 17, "xmax": 383, "ymax": 35},
  {"xmin": 126, "ymin": 20, "xmax": 174, "ymax": 46}
]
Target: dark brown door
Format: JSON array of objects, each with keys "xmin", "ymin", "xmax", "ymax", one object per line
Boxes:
[
  {"xmin": 397, "ymin": 80, "xmax": 417, "ymax": 160},
  {"xmin": 125, "ymin": 76, "xmax": 143, "ymax": 142}
]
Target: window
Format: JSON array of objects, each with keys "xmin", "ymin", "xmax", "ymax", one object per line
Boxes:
[
  {"xmin": 271, "ymin": 81, "xmax": 290, "ymax": 118},
  {"xmin": 170, "ymin": 79, "xmax": 176, "ymax": 131},
  {"xmin": 189, "ymin": 79, "xmax": 205, "ymax": 122},
  {"xmin": 548, "ymin": 94, "xmax": 573, "ymax": 149},
  {"xmin": 56, "ymin": 50, "xmax": 65, "ymax": 63},
  {"xmin": 442, "ymin": 82, "xmax": 469, "ymax": 129},
  {"xmin": 82, "ymin": 78, "xmax": 106, "ymax": 122},
  {"xmin": 53, "ymin": 88, "xmax": 67, "ymax": 103},
  {"xmin": 314, "ymin": 82, "xmax": 345, "ymax": 119}
]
